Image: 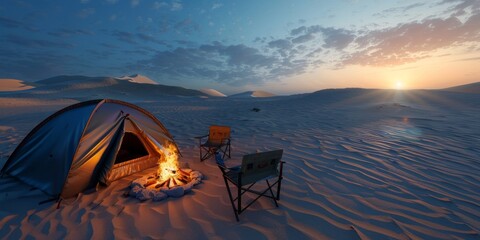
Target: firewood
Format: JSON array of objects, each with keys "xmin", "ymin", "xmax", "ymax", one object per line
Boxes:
[
  {"xmin": 155, "ymin": 179, "xmax": 168, "ymax": 188},
  {"xmin": 144, "ymin": 178, "xmax": 157, "ymax": 187},
  {"xmin": 178, "ymin": 169, "xmax": 189, "ymax": 176},
  {"xmin": 177, "ymin": 177, "xmax": 188, "ymax": 184}
]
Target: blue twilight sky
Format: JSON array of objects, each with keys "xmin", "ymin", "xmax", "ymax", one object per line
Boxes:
[{"xmin": 1, "ymin": 0, "xmax": 479, "ymax": 94}]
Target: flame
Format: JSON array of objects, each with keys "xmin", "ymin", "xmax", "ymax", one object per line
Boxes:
[{"xmin": 158, "ymin": 143, "xmax": 179, "ymax": 181}]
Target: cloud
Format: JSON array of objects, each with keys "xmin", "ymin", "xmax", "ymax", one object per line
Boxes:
[
  {"xmin": 290, "ymin": 26, "xmax": 306, "ymax": 36},
  {"xmin": 221, "ymin": 44, "xmax": 276, "ymax": 67},
  {"xmin": 153, "ymin": 1, "xmax": 167, "ymax": 9},
  {"xmin": 136, "ymin": 33, "xmax": 165, "ymax": 44},
  {"xmin": 453, "ymin": 56, "xmax": 480, "ymax": 62},
  {"xmin": 320, "ymin": 27, "xmax": 355, "ymax": 50},
  {"xmin": 291, "ymin": 33, "xmax": 315, "ymax": 44},
  {"xmin": 265, "ymin": 0, "xmax": 480, "ymax": 69},
  {"xmin": 268, "ymin": 39, "xmax": 292, "ymax": 49},
  {"xmin": 111, "ymin": 30, "xmax": 137, "ymax": 44},
  {"xmin": 132, "ymin": 42, "xmax": 286, "ymax": 86},
  {"xmin": 3, "ymin": 35, "xmax": 74, "ymax": 48},
  {"xmin": 438, "ymin": 0, "xmax": 480, "ymax": 16},
  {"xmin": 174, "ymin": 18, "xmax": 199, "ymax": 33},
  {"xmin": 171, "ymin": 1, "xmax": 183, "ymax": 11},
  {"xmin": 48, "ymin": 28, "xmax": 93, "ymax": 37},
  {"xmin": 0, "ymin": 16, "xmax": 25, "ymax": 28},
  {"xmin": 0, "ymin": 16, "xmax": 36, "ymax": 31},
  {"xmin": 212, "ymin": 3, "xmax": 223, "ymax": 10},
  {"xmin": 374, "ymin": 2, "xmax": 426, "ymax": 18},
  {"xmin": 101, "ymin": 43, "xmax": 119, "ymax": 49},
  {"xmin": 343, "ymin": 14, "xmax": 480, "ymax": 66},
  {"xmin": 131, "ymin": 0, "xmax": 140, "ymax": 7},
  {"xmin": 77, "ymin": 8, "xmax": 95, "ymax": 18},
  {"xmin": 0, "ymin": 51, "xmax": 81, "ymax": 80}
]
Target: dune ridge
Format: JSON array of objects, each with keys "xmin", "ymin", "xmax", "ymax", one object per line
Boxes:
[
  {"xmin": 0, "ymin": 79, "xmax": 34, "ymax": 92},
  {"xmin": 229, "ymin": 90, "xmax": 276, "ymax": 98}
]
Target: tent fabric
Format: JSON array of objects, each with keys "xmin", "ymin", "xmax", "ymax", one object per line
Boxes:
[{"xmin": 1, "ymin": 99, "xmax": 178, "ymax": 198}]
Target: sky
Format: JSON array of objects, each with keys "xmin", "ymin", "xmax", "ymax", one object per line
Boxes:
[{"xmin": 0, "ymin": 0, "xmax": 479, "ymax": 94}]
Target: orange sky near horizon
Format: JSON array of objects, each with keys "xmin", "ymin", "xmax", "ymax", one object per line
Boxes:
[{"xmin": 263, "ymin": 46, "xmax": 480, "ymax": 94}]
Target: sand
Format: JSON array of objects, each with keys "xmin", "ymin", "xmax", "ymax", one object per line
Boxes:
[
  {"xmin": 0, "ymin": 79, "xmax": 34, "ymax": 92},
  {"xmin": 0, "ymin": 87, "xmax": 479, "ymax": 239},
  {"xmin": 229, "ymin": 90, "xmax": 276, "ymax": 98},
  {"xmin": 200, "ymin": 88, "xmax": 227, "ymax": 97}
]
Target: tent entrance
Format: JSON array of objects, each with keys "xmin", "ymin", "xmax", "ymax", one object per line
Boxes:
[{"xmin": 115, "ymin": 132, "xmax": 149, "ymax": 164}]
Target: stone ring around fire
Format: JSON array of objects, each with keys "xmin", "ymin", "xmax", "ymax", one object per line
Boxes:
[{"xmin": 128, "ymin": 169, "xmax": 203, "ymax": 201}]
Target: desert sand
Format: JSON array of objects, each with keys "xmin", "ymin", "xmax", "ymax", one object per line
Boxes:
[
  {"xmin": 199, "ymin": 88, "xmax": 227, "ymax": 97},
  {"xmin": 229, "ymin": 90, "xmax": 276, "ymax": 98},
  {"xmin": 0, "ymin": 80, "xmax": 479, "ymax": 239},
  {"xmin": 0, "ymin": 79, "xmax": 34, "ymax": 92}
]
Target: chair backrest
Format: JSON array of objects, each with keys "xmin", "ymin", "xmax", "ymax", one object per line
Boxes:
[
  {"xmin": 240, "ymin": 149, "xmax": 283, "ymax": 185},
  {"xmin": 209, "ymin": 125, "xmax": 231, "ymax": 145}
]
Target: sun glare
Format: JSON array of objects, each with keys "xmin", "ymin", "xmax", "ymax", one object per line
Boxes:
[{"xmin": 395, "ymin": 81, "xmax": 404, "ymax": 90}]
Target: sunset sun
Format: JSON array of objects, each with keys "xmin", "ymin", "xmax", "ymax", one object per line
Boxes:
[{"xmin": 395, "ymin": 81, "xmax": 404, "ymax": 90}]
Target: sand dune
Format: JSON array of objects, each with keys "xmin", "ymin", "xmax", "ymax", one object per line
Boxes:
[
  {"xmin": 442, "ymin": 82, "xmax": 480, "ymax": 94},
  {"xmin": 115, "ymin": 74, "xmax": 159, "ymax": 85},
  {"xmin": 9, "ymin": 75, "xmax": 207, "ymax": 101},
  {"xmin": 229, "ymin": 90, "xmax": 276, "ymax": 98},
  {"xmin": 0, "ymin": 79, "xmax": 34, "ymax": 92},
  {"xmin": 200, "ymin": 88, "xmax": 227, "ymax": 97},
  {"xmin": 0, "ymin": 88, "xmax": 479, "ymax": 239}
]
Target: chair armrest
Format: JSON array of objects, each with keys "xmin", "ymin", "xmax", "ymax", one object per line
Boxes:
[
  {"xmin": 220, "ymin": 137, "xmax": 231, "ymax": 145},
  {"xmin": 217, "ymin": 164, "xmax": 227, "ymax": 173},
  {"xmin": 195, "ymin": 134, "xmax": 209, "ymax": 145},
  {"xmin": 194, "ymin": 134, "xmax": 209, "ymax": 139}
]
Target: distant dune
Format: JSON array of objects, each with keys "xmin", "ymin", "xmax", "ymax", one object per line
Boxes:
[
  {"xmin": 442, "ymin": 82, "xmax": 480, "ymax": 94},
  {"xmin": 229, "ymin": 90, "xmax": 276, "ymax": 98},
  {"xmin": 116, "ymin": 74, "xmax": 158, "ymax": 85},
  {"xmin": 0, "ymin": 79, "xmax": 34, "ymax": 92},
  {"xmin": 199, "ymin": 88, "xmax": 227, "ymax": 97},
  {"xmin": 12, "ymin": 75, "xmax": 208, "ymax": 100}
]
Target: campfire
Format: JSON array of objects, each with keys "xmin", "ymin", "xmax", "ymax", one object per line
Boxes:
[
  {"xmin": 129, "ymin": 143, "xmax": 203, "ymax": 201},
  {"xmin": 154, "ymin": 143, "xmax": 191, "ymax": 188}
]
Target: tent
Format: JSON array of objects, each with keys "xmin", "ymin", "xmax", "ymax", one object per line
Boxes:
[{"xmin": 1, "ymin": 99, "xmax": 179, "ymax": 198}]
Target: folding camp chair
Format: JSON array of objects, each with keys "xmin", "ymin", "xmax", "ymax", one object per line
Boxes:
[
  {"xmin": 196, "ymin": 125, "xmax": 231, "ymax": 161},
  {"xmin": 216, "ymin": 150, "xmax": 284, "ymax": 221}
]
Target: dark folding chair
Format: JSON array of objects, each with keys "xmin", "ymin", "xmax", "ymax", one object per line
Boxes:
[
  {"xmin": 196, "ymin": 125, "xmax": 231, "ymax": 161},
  {"xmin": 216, "ymin": 150, "xmax": 284, "ymax": 221}
]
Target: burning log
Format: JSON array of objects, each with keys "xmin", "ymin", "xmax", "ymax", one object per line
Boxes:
[
  {"xmin": 149, "ymin": 169, "xmax": 193, "ymax": 189},
  {"xmin": 155, "ymin": 178, "xmax": 170, "ymax": 189},
  {"xmin": 144, "ymin": 176, "xmax": 157, "ymax": 187},
  {"xmin": 174, "ymin": 170, "xmax": 190, "ymax": 186},
  {"xmin": 170, "ymin": 177, "xmax": 177, "ymax": 187}
]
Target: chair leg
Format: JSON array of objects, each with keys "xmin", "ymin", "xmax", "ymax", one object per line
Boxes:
[
  {"xmin": 222, "ymin": 146, "xmax": 227, "ymax": 159},
  {"xmin": 200, "ymin": 147, "xmax": 213, "ymax": 161},
  {"xmin": 266, "ymin": 179, "xmax": 279, "ymax": 207},
  {"xmin": 223, "ymin": 177, "xmax": 239, "ymax": 221},
  {"xmin": 276, "ymin": 162, "xmax": 284, "ymax": 200},
  {"xmin": 237, "ymin": 178, "xmax": 242, "ymax": 216},
  {"xmin": 276, "ymin": 177, "xmax": 282, "ymax": 200}
]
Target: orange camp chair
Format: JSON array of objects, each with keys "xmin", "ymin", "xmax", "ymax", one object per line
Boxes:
[
  {"xmin": 196, "ymin": 125, "xmax": 231, "ymax": 161},
  {"xmin": 216, "ymin": 150, "xmax": 284, "ymax": 221}
]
